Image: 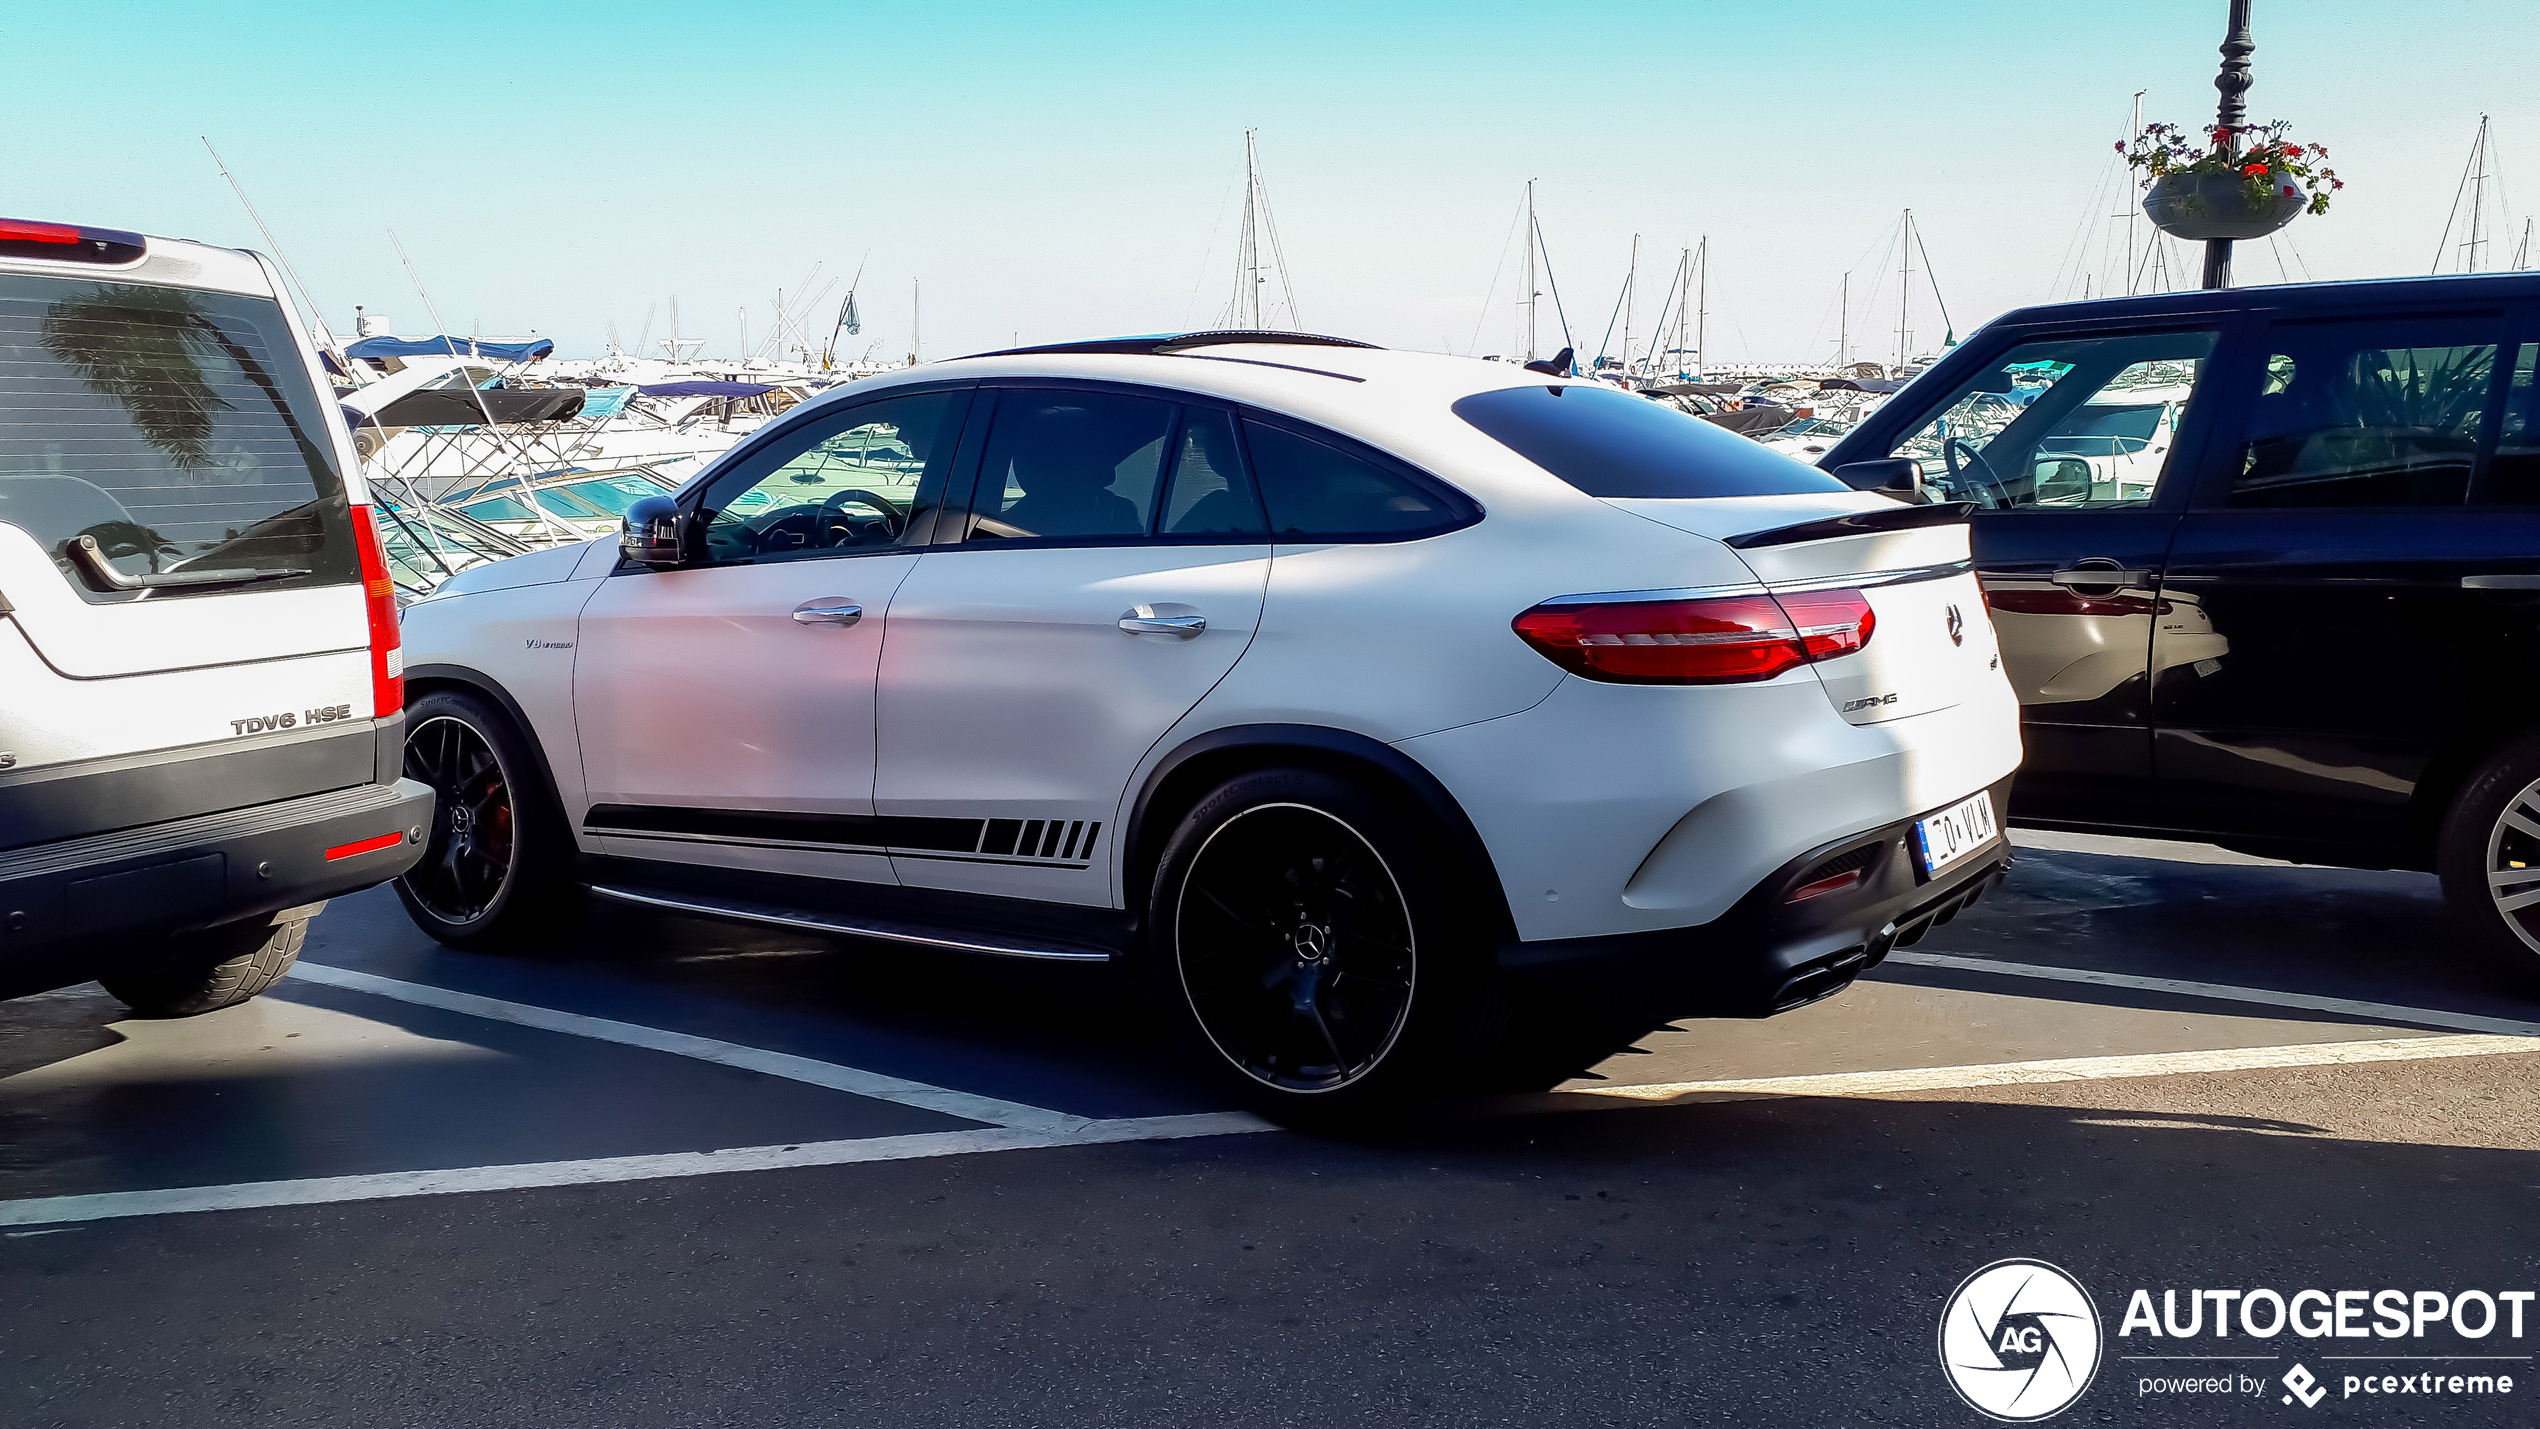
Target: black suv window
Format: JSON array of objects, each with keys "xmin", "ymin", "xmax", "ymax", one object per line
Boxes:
[
  {"xmin": 2227, "ymin": 314, "xmax": 2504, "ymax": 508},
  {"xmin": 0, "ymin": 274, "xmax": 357, "ymax": 601},
  {"xmin": 1453, "ymin": 382, "xmax": 1844, "ymax": 499},
  {"xmin": 1885, "ymin": 329, "xmax": 2218, "ymax": 510},
  {"xmin": 2494, "ymin": 339, "xmax": 2540, "ymax": 503},
  {"xmin": 696, "ymin": 390, "xmax": 970, "ymax": 564},
  {"xmin": 1242, "ymin": 419, "xmax": 1472, "ymax": 539}
]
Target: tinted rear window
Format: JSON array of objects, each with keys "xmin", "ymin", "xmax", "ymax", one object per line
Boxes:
[
  {"xmin": 0, "ymin": 274, "xmax": 356, "ymax": 601},
  {"xmin": 1453, "ymin": 383, "xmax": 1848, "ymax": 499}
]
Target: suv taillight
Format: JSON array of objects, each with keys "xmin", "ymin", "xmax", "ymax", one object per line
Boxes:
[
  {"xmin": 0, "ymin": 217, "xmax": 146, "ymax": 264},
  {"xmin": 1511, "ymin": 589, "xmax": 1874, "ymax": 685},
  {"xmin": 349, "ymin": 506, "xmax": 404, "ymax": 716}
]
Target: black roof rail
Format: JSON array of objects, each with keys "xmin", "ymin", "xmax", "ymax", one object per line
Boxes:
[{"xmin": 960, "ymin": 330, "xmax": 1383, "ymax": 361}]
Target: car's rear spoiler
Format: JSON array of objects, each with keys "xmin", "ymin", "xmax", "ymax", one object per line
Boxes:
[{"xmin": 1722, "ymin": 501, "xmax": 1977, "ymax": 550}]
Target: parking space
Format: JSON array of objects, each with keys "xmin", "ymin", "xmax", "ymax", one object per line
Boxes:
[
  {"xmin": 6, "ymin": 829, "xmax": 2534, "ymax": 1225},
  {"xmin": 7, "ymin": 830, "xmax": 2540, "ymax": 1426}
]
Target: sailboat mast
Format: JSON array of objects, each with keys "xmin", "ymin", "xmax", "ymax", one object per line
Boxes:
[
  {"xmin": 2467, "ymin": 114, "xmax": 2491, "ymax": 274},
  {"xmin": 2126, "ymin": 90, "xmax": 2145, "ymax": 295},
  {"xmin": 1619, "ymin": 234, "xmax": 1639, "ymax": 374},
  {"xmin": 911, "ymin": 278, "xmax": 921, "ymax": 365},
  {"xmin": 1841, "ymin": 271, "xmax": 1853, "ymax": 365},
  {"xmin": 1897, "ymin": 210, "xmax": 1913, "ymax": 370},
  {"xmin": 1523, "ymin": 179, "xmax": 1538, "ymax": 362},
  {"xmin": 1675, "ymin": 247, "xmax": 1690, "ymax": 376},
  {"xmin": 1693, "ymin": 236, "xmax": 1707, "ymax": 380}
]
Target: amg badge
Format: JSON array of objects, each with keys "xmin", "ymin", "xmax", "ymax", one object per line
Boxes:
[{"xmin": 1841, "ymin": 693, "xmax": 1899, "ymax": 713}]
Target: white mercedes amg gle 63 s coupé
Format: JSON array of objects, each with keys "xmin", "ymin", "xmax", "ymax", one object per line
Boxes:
[{"xmin": 391, "ymin": 332, "xmax": 2021, "ymax": 1117}]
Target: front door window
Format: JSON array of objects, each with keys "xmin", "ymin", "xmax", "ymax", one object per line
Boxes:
[{"xmin": 1889, "ymin": 330, "xmax": 2218, "ymax": 509}]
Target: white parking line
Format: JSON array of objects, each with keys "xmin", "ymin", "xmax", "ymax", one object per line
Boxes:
[
  {"xmin": 1883, "ymin": 951, "xmax": 2540, "ymax": 1038},
  {"xmin": 286, "ymin": 963, "xmax": 1091, "ymax": 1132},
  {"xmin": 0, "ymin": 1113, "xmax": 1278, "ymax": 1228},
  {"xmin": 1569, "ymin": 1033, "xmax": 2540, "ymax": 1103}
]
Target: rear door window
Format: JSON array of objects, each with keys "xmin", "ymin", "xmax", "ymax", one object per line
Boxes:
[
  {"xmin": 2225, "ymin": 313, "xmax": 2505, "ymax": 508},
  {"xmin": 1452, "ymin": 381, "xmax": 1846, "ymax": 499},
  {"xmin": 964, "ymin": 390, "xmax": 1177, "ymax": 543},
  {"xmin": 0, "ymin": 274, "xmax": 356, "ymax": 600}
]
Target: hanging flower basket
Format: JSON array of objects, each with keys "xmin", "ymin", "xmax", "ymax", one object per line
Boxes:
[
  {"xmin": 2143, "ymin": 170, "xmax": 2306, "ymax": 241},
  {"xmin": 2119, "ymin": 120, "xmax": 2340, "ymax": 242}
]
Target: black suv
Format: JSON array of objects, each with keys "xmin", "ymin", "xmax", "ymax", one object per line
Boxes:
[{"xmin": 1820, "ymin": 273, "xmax": 2540, "ymax": 977}]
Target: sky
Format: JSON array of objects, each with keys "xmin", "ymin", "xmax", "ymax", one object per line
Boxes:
[{"xmin": 11, "ymin": 1, "xmax": 2536, "ymax": 366}]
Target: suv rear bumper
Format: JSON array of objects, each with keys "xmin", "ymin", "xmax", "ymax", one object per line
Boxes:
[
  {"xmin": 0, "ymin": 778, "xmax": 433, "ymax": 998},
  {"xmin": 1495, "ymin": 776, "xmax": 2013, "ymax": 1018}
]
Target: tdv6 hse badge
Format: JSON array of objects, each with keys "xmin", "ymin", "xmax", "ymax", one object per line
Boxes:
[
  {"xmin": 1939, "ymin": 1259, "xmax": 2104, "ymax": 1421},
  {"xmin": 229, "ymin": 705, "xmax": 354, "ymax": 736}
]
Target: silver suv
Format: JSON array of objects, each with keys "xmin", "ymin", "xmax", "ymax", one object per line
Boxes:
[{"xmin": 0, "ymin": 217, "xmax": 433, "ymax": 1015}]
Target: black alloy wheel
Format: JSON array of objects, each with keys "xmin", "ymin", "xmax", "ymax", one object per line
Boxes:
[
  {"xmin": 391, "ymin": 689, "xmax": 580, "ymax": 949},
  {"xmin": 1176, "ymin": 801, "xmax": 1418, "ymax": 1092},
  {"xmin": 402, "ymin": 713, "xmax": 518, "ymax": 926},
  {"xmin": 1154, "ymin": 768, "xmax": 1484, "ymax": 1117}
]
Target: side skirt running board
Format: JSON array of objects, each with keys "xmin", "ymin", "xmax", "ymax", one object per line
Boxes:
[{"xmin": 586, "ymin": 884, "xmax": 1113, "ymax": 963}]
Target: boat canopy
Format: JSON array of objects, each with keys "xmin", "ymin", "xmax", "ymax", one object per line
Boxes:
[
  {"xmin": 1816, "ymin": 377, "xmax": 1905, "ymax": 393},
  {"xmin": 359, "ymin": 387, "xmax": 587, "ymax": 428},
  {"xmin": 347, "ymin": 335, "xmax": 556, "ymax": 363},
  {"xmin": 1643, "ymin": 380, "xmax": 1743, "ymax": 397},
  {"xmin": 637, "ymin": 381, "xmax": 775, "ymax": 398}
]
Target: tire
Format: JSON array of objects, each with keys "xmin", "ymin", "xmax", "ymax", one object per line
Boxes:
[
  {"xmin": 1146, "ymin": 767, "xmax": 1488, "ymax": 1123},
  {"xmin": 393, "ymin": 688, "xmax": 582, "ymax": 949},
  {"xmin": 2438, "ymin": 731, "xmax": 2540, "ymax": 988},
  {"xmin": 99, "ymin": 914, "xmax": 310, "ymax": 1018}
]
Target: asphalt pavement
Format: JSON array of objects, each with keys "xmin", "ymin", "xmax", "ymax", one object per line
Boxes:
[{"xmin": 5, "ymin": 830, "xmax": 2537, "ymax": 1427}]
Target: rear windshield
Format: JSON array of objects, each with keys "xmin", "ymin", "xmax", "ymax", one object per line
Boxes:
[
  {"xmin": 0, "ymin": 273, "xmax": 356, "ymax": 602},
  {"xmin": 1453, "ymin": 382, "xmax": 1848, "ymax": 499}
]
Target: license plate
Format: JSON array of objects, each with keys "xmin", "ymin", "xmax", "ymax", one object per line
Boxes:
[{"xmin": 1913, "ymin": 791, "xmax": 1999, "ymax": 876}]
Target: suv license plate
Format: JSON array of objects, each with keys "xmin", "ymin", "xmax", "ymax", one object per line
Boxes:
[{"xmin": 1913, "ymin": 792, "xmax": 1999, "ymax": 876}]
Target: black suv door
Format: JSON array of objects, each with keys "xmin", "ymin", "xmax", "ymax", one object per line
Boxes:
[
  {"xmin": 2151, "ymin": 300, "xmax": 2537, "ymax": 860},
  {"xmin": 1859, "ymin": 318, "xmax": 2234, "ymax": 825}
]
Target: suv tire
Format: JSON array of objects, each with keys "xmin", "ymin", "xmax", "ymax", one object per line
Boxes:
[
  {"xmin": 1147, "ymin": 767, "xmax": 1487, "ymax": 1123},
  {"xmin": 394, "ymin": 688, "xmax": 582, "ymax": 949},
  {"xmin": 2438, "ymin": 731, "xmax": 2540, "ymax": 986},
  {"xmin": 100, "ymin": 914, "xmax": 310, "ymax": 1018}
]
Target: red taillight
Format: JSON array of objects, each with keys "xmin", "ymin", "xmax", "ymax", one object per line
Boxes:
[
  {"xmin": 1512, "ymin": 589, "xmax": 1874, "ymax": 685},
  {"xmin": 0, "ymin": 217, "xmax": 146, "ymax": 263},
  {"xmin": 0, "ymin": 219, "xmax": 79, "ymax": 244},
  {"xmin": 324, "ymin": 831, "xmax": 407, "ymax": 862},
  {"xmin": 349, "ymin": 505, "xmax": 404, "ymax": 717}
]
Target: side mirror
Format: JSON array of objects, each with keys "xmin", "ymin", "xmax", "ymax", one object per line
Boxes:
[
  {"xmin": 1831, "ymin": 458, "xmax": 1925, "ymax": 504},
  {"xmin": 620, "ymin": 494, "xmax": 690, "ymax": 567}
]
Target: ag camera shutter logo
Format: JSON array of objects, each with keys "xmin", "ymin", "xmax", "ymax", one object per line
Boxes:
[{"xmin": 1939, "ymin": 1259, "xmax": 2104, "ymax": 1421}]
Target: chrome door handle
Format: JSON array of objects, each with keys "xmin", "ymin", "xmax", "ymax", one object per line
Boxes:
[
  {"xmin": 2464, "ymin": 574, "xmax": 2540, "ymax": 590},
  {"xmin": 2048, "ymin": 566, "xmax": 2153, "ymax": 587},
  {"xmin": 1118, "ymin": 608, "xmax": 1206, "ymax": 638},
  {"xmin": 791, "ymin": 599, "xmax": 863, "ymax": 626}
]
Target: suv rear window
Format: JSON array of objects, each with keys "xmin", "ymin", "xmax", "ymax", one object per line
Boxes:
[
  {"xmin": 0, "ymin": 274, "xmax": 356, "ymax": 601},
  {"xmin": 1453, "ymin": 382, "xmax": 1847, "ymax": 499}
]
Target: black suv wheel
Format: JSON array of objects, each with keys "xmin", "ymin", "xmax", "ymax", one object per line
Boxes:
[
  {"xmin": 2438, "ymin": 732, "xmax": 2540, "ymax": 986},
  {"xmin": 393, "ymin": 689, "xmax": 581, "ymax": 949},
  {"xmin": 1148, "ymin": 768, "xmax": 1485, "ymax": 1121}
]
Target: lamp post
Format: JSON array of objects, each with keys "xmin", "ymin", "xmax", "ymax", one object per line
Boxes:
[{"xmin": 2202, "ymin": 0, "xmax": 2255, "ymax": 289}]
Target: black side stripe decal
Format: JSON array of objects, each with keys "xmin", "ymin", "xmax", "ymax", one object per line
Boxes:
[{"xmin": 586, "ymin": 805, "xmax": 1101, "ymax": 865}]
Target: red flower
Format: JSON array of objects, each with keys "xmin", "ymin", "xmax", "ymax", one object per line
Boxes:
[
  {"xmin": 2243, "ymin": 162, "xmax": 2268, "ymax": 176},
  {"xmin": 2281, "ymin": 184, "xmax": 2298, "ymax": 197},
  {"xmin": 2115, "ymin": 140, "xmax": 2127, "ymax": 151}
]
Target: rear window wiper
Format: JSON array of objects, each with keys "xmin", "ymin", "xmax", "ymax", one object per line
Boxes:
[{"xmin": 67, "ymin": 535, "xmax": 310, "ymax": 592}]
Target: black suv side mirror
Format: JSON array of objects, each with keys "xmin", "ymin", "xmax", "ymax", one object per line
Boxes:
[
  {"xmin": 620, "ymin": 495, "xmax": 690, "ymax": 567},
  {"xmin": 1830, "ymin": 458, "xmax": 1926, "ymax": 505}
]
